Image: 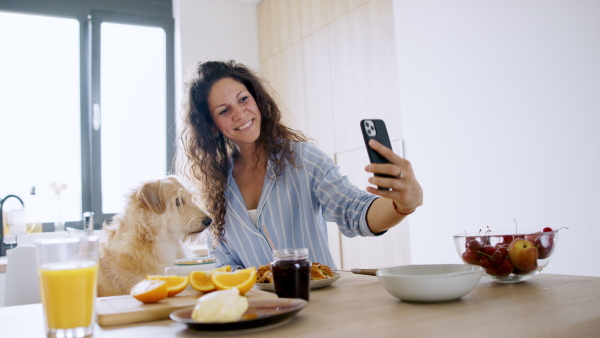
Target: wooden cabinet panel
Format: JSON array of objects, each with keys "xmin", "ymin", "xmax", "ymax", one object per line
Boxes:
[
  {"xmin": 302, "ymin": 27, "xmax": 336, "ymax": 155},
  {"xmin": 258, "ymin": 0, "xmax": 407, "ymax": 270},
  {"xmin": 326, "ymin": 221, "xmax": 342, "ymax": 268},
  {"xmin": 257, "ymin": 0, "xmax": 274, "ymax": 62},
  {"xmin": 329, "ymin": 0, "xmax": 401, "ymax": 153},
  {"xmin": 299, "ymin": 0, "xmax": 329, "ymax": 38},
  {"xmin": 258, "ymin": 0, "xmax": 303, "ymax": 61},
  {"xmin": 270, "ymin": 0, "xmax": 303, "ymax": 56},
  {"xmin": 262, "ymin": 42, "xmax": 307, "ymax": 133},
  {"xmin": 326, "ymin": 0, "xmax": 370, "ymax": 23}
]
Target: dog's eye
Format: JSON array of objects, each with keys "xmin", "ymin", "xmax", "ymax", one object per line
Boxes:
[{"xmin": 176, "ymin": 197, "xmax": 184, "ymax": 207}]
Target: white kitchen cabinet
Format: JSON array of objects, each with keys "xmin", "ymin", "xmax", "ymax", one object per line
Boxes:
[
  {"xmin": 0, "ymin": 265, "xmax": 5, "ymax": 306},
  {"xmin": 335, "ymin": 143, "xmax": 411, "ymax": 269},
  {"xmin": 258, "ymin": 0, "xmax": 410, "ymax": 269}
]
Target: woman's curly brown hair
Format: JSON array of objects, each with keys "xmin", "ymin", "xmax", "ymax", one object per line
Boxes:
[{"xmin": 177, "ymin": 60, "xmax": 307, "ymax": 246}]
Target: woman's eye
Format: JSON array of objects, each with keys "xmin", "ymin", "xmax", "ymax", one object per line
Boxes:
[
  {"xmin": 218, "ymin": 108, "xmax": 228, "ymax": 115},
  {"xmin": 239, "ymin": 96, "xmax": 248, "ymax": 103}
]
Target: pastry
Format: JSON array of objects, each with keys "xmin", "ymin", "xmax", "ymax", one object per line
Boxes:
[
  {"xmin": 310, "ymin": 262, "xmax": 335, "ymax": 280},
  {"xmin": 255, "ymin": 262, "xmax": 335, "ymax": 282}
]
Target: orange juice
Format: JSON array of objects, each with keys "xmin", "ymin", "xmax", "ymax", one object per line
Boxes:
[{"xmin": 39, "ymin": 261, "xmax": 98, "ymax": 330}]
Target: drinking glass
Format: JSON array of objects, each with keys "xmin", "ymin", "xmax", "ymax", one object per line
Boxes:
[{"xmin": 36, "ymin": 236, "xmax": 99, "ymax": 338}]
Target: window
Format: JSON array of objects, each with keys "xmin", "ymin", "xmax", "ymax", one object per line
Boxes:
[
  {"xmin": 0, "ymin": 12, "xmax": 82, "ymax": 227},
  {"xmin": 99, "ymin": 21, "xmax": 168, "ymax": 213},
  {"xmin": 0, "ymin": 1, "xmax": 174, "ymax": 231}
]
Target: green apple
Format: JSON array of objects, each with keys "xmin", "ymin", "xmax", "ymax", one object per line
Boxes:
[{"xmin": 508, "ymin": 238, "xmax": 538, "ymax": 271}]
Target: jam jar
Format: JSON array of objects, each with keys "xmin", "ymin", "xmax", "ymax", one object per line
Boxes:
[{"xmin": 271, "ymin": 248, "xmax": 311, "ymax": 301}]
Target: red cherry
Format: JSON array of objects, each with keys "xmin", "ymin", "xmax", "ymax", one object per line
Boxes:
[
  {"xmin": 502, "ymin": 235, "xmax": 514, "ymax": 244},
  {"xmin": 491, "ymin": 247, "xmax": 508, "ymax": 266},
  {"xmin": 543, "ymin": 227, "xmax": 553, "ymax": 232},
  {"xmin": 479, "ymin": 256, "xmax": 493, "ymax": 269},
  {"xmin": 496, "ymin": 259, "xmax": 513, "ymax": 276},
  {"xmin": 467, "ymin": 239, "xmax": 482, "ymax": 252},
  {"xmin": 491, "ymin": 251, "xmax": 504, "ymax": 266},
  {"xmin": 481, "ymin": 245, "xmax": 495, "ymax": 256},
  {"xmin": 485, "ymin": 266, "xmax": 500, "ymax": 276},
  {"xmin": 462, "ymin": 250, "xmax": 480, "ymax": 265}
]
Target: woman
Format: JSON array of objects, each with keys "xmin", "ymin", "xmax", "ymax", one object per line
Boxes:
[{"xmin": 178, "ymin": 60, "xmax": 423, "ymax": 270}]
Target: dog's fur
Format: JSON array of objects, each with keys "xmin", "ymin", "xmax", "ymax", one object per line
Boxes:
[{"xmin": 97, "ymin": 177, "xmax": 211, "ymax": 297}]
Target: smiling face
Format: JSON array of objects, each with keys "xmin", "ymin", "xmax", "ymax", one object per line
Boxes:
[{"xmin": 208, "ymin": 77, "xmax": 261, "ymax": 150}]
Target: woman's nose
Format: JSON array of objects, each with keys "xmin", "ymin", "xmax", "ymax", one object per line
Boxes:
[{"xmin": 231, "ymin": 106, "xmax": 245, "ymax": 120}]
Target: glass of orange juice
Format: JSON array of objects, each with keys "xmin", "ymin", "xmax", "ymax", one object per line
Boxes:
[{"xmin": 36, "ymin": 236, "xmax": 98, "ymax": 338}]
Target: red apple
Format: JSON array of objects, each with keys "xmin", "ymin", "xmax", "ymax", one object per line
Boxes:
[
  {"xmin": 535, "ymin": 233, "xmax": 555, "ymax": 259},
  {"xmin": 508, "ymin": 238, "xmax": 539, "ymax": 271},
  {"xmin": 513, "ymin": 262, "xmax": 538, "ymax": 274},
  {"xmin": 524, "ymin": 230, "xmax": 556, "ymax": 259}
]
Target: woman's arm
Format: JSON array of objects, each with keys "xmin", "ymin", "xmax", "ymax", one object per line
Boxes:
[
  {"xmin": 364, "ymin": 139, "xmax": 423, "ymax": 233},
  {"xmin": 206, "ymin": 234, "xmax": 245, "ymax": 270}
]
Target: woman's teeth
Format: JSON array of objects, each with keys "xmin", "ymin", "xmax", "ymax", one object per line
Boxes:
[{"xmin": 236, "ymin": 120, "xmax": 252, "ymax": 131}]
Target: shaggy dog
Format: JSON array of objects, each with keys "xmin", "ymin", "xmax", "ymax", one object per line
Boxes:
[{"xmin": 97, "ymin": 177, "xmax": 211, "ymax": 297}]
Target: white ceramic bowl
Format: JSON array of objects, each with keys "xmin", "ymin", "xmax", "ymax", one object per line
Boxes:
[{"xmin": 376, "ymin": 264, "xmax": 483, "ymax": 302}]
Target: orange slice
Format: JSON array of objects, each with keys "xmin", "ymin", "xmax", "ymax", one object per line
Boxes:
[
  {"xmin": 215, "ymin": 265, "xmax": 233, "ymax": 273},
  {"xmin": 130, "ymin": 279, "xmax": 168, "ymax": 303},
  {"xmin": 189, "ymin": 270, "xmax": 215, "ymax": 292},
  {"xmin": 211, "ymin": 267, "xmax": 257, "ymax": 295},
  {"xmin": 146, "ymin": 275, "xmax": 189, "ymax": 297},
  {"xmin": 189, "ymin": 265, "xmax": 232, "ymax": 293}
]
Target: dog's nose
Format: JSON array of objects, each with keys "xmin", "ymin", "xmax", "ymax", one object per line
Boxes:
[{"xmin": 202, "ymin": 217, "xmax": 212, "ymax": 227}]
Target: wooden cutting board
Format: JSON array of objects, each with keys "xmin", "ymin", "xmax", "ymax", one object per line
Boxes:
[{"xmin": 95, "ymin": 287, "xmax": 277, "ymax": 327}]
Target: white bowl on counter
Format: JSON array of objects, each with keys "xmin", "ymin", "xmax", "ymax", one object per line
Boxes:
[{"xmin": 376, "ymin": 264, "xmax": 483, "ymax": 303}]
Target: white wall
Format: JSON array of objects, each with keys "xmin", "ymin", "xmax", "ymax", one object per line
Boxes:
[
  {"xmin": 393, "ymin": 0, "xmax": 600, "ymax": 276},
  {"xmin": 173, "ymin": 0, "xmax": 260, "ymax": 119}
]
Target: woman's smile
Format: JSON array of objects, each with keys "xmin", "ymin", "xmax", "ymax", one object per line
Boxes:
[{"xmin": 235, "ymin": 118, "xmax": 254, "ymax": 131}]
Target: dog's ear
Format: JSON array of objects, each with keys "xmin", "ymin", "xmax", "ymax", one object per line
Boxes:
[{"xmin": 137, "ymin": 181, "xmax": 166, "ymax": 215}]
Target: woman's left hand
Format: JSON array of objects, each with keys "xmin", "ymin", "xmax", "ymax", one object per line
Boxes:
[{"xmin": 364, "ymin": 139, "xmax": 423, "ymax": 215}]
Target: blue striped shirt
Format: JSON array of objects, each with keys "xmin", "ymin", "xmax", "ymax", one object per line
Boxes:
[{"xmin": 207, "ymin": 142, "xmax": 379, "ymax": 270}]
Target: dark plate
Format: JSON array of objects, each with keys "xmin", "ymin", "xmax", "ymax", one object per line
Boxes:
[{"xmin": 170, "ymin": 298, "xmax": 307, "ymax": 332}]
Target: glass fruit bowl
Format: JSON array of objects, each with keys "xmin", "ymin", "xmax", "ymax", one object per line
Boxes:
[{"xmin": 453, "ymin": 227, "xmax": 562, "ymax": 283}]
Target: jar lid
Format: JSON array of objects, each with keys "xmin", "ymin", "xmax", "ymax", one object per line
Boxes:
[
  {"xmin": 174, "ymin": 256, "xmax": 215, "ymax": 265},
  {"xmin": 273, "ymin": 248, "xmax": 308, "ymax": 260}
]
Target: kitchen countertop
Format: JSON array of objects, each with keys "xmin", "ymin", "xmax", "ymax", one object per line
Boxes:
[
  {"xmin": 0, "ymin": 272, "xmax": 599, "ymax": 337},
  {"xmin": 0, "ymin": 231, "xmax": 208, "ymax": 274}
]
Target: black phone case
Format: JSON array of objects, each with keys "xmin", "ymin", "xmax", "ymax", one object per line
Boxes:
[{"xmin": 361, "ymin": 119, "xmax": 394, "ymax": 190}]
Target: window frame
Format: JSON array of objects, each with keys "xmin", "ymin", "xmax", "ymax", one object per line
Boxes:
[{"xmin": 0, "ymin": 0, "xmax": 175, "ymax": 229}]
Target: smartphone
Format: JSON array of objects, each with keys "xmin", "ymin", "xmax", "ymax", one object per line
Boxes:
[{"xmin": 360, "ymin": 119, "xmax": 394, "ymax": 190}]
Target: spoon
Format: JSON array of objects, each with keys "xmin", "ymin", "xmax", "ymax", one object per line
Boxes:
[{"xmin": 334, "ymin": 268, "xmax": 378, "ymax": 276}]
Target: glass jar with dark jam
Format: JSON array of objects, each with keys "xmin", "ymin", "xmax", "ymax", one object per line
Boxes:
[{"xmin": 271, "ymin": 248, "xmax": 311, "ymax": 301}]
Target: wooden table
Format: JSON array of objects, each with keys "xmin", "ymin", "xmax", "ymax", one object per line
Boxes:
[{"xmin": 0, "ymin": 272, "xmax": 599, "ymax": 337}]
